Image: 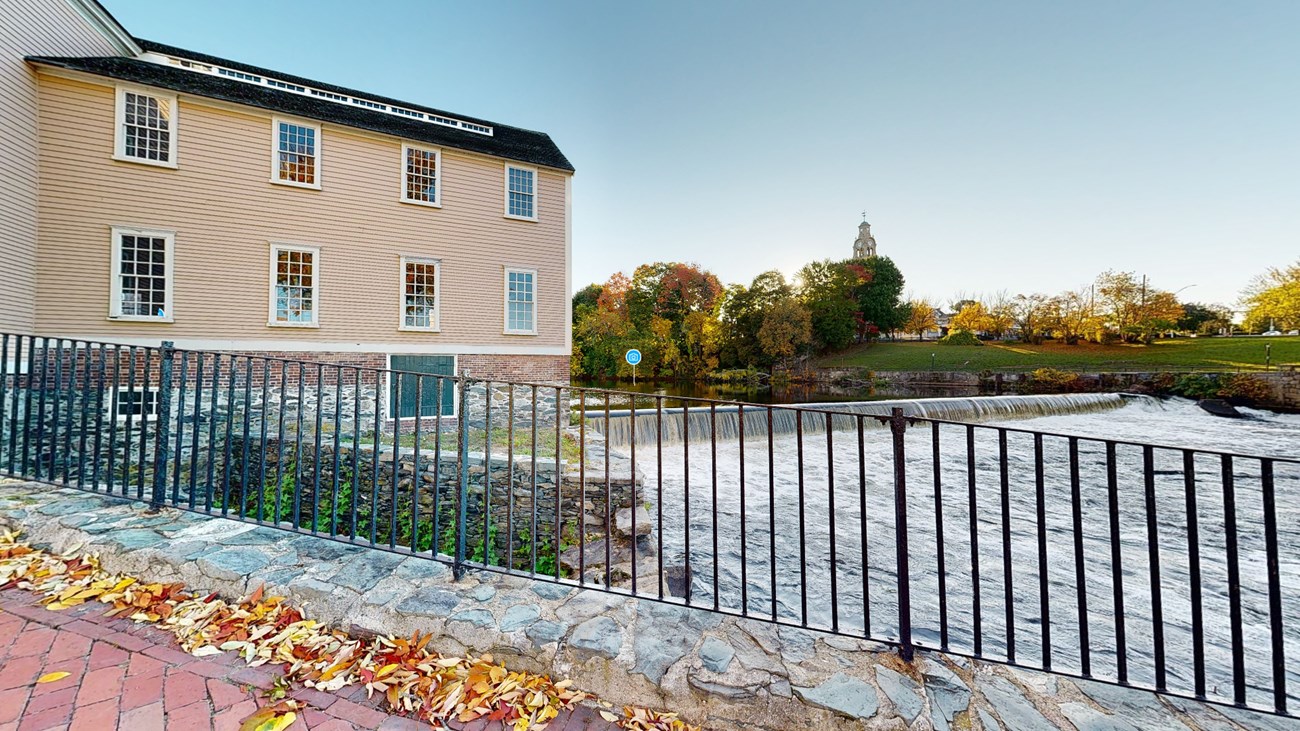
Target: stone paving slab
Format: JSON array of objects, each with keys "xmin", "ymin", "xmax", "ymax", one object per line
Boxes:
[
  {"xmin": 0, "ymin": 588, "xmax": 615, "ymax": 731},
  {"xmin": 4, "ymin": 479, "xmax": 1300, "ymax": 731}
]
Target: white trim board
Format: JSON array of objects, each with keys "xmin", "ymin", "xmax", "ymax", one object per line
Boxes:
[{"xmin": 38, "ymin": 336, "xmax": 570, "ymax": 356}]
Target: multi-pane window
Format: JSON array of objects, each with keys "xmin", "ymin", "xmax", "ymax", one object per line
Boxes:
[
  {"xmin": 504, "ymin": 268, "xmax": 536, "ymax": 334},
  {"xmin": 114, "ymin": 88, "xmax": 176, "ymax": 166},
  {"xmin": 401, "ymin": 257, "xmax": 440, "ymax": 331},
  {"xmin": 270, "ymin": 245, "xmax": 318, "ymax": 326},
  {"xmin": 402, "ymin": 146, "xmax": 440, "ymax": 206},
  {"xmin": 274, "ymin": 119, "xmax": 319, "ymax": 186},
  {"xmin": 505, "ymin": 164, "xmax": 536, "ymax": 220},
  {"xmin": 110, "ymin": 227, "xmax": 173, "ymax": 321}
]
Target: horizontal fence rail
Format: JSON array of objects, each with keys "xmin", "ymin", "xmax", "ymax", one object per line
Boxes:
[{"xmin": 1, "ymin": 332, "xmax": 1296, "ymax": 717}]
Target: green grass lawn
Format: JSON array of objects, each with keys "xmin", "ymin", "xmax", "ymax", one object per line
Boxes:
[{"xmin": 818, "ymin": 336, "xmax": 1300, "ymax": 373}]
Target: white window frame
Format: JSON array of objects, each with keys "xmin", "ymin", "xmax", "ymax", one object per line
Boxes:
[
  {"xmin": 398, "ymin": 255, "xmax": 442, "ymax": 332},
  {"xmin": 109, "ymin": 386, "xmax": 160, "ymax": 423},
  {"xmin": 400, "ymin": 144, "xmax": 442, "ymax": 207},
  {"xmin": 270, "ymin": 117, "xmax": 322, "ymax": 190},
  {"xmin": 267, "ymin": 243, "xmax": 321, "ymax": 328},
  {"xmin": 384, "ymin": 354, "xmax": 459, "ymax": 421},
  {"xmin": 108, "ymin": 226, "xmax": 175, "ymax": 323},
  {"xmin": 113, "ymin": 85, "xmax": 178, "ymax": 169},
  {"xmin": 503, "ymin": 163, "xmax": 538, "ymax": 222},
  {"xmin": 503, "ymin": 266, "xmax": 538, "ymax": 336}
]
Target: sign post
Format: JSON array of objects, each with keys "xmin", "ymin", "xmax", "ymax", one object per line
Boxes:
[{"xmin": 625, "ymin": 348, "xmax": 642, "ymax": 385}]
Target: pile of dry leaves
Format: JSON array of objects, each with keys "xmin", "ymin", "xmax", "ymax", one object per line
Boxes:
[{"xmin": 0, "ymin": 528, "xmax": 700, "ymax": 731}]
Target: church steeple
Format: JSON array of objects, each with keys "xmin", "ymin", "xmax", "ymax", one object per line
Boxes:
[{"xmin": 853, "ymin": 215, "xmax": 877, "ymax": 258}]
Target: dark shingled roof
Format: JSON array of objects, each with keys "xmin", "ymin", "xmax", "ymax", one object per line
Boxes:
[{"xmin": 27, "ymin": 40, "xmax": 573, "ymax": 172}]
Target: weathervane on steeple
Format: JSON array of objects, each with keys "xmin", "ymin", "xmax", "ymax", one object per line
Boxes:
[{"xmin": 853, "ymin": 215, "xmax": 877, "ymax": 258}]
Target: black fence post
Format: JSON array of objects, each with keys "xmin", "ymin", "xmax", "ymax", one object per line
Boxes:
[
  {"xmin": 890, "ymin": 407, "xmax": 914, "ymax": 662},
  {"xmin": 149, "ymin": 341, "xmax": 175, "ymax": 511},
  {"xmin": 454, "ymin": 369, "xmax": 472, "ymax": 579}
]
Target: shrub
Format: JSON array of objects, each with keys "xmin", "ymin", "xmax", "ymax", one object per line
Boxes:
[
  {"xmin": 1025, "ymin": 368, "xmax": 1084, "ymax": 394},
  {"xmin": 1170, "ymin": 374, "xmax": 1222, "ymax": 400},
  {"xmin": 938, "ymin": 330, "xmax": 983, "ymax": 346},
  {"xmin": 1218, "ymin": 374, "xmax": 1274, "ymax": 405}
]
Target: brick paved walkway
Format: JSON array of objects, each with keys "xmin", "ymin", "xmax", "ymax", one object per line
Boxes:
[{"xmin": 0, "ymin": 588, "xmax": 616, "ymax": 731}]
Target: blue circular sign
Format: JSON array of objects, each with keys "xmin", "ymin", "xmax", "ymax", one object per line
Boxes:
[{"xmin": 625, "ymin": 348, "xmax": 642, "ymax": 365}]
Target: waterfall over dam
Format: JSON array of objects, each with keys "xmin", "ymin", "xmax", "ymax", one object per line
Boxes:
[{"xmin": 584, "ymin": 392, "xmax": 1134, "ymax": 447}]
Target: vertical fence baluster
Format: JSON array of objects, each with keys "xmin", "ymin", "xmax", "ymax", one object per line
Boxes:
[
  {"xmin": 3, "ymin": 336, "xmax": 18, "ymax": 475},
  {"xmin": 630, "ymin": 396, "xmax": 638, "ymax": 595},
  {"xmin": 205, "ymin": 354, "xmax": 220, "ymax": 511},
  {"xmin": 1106, "ymin": 441, "xmax": 1127, "ymax": 684},
  {"xmin": 578, "ymin": 388, "xmax": 586, "ymax": 584},
  {"xmin": 1221, "ymin": 454, "xmax": 1245, "ymax": 705},
  {"xmin": 999, "ymin": 429, "xmax": 1015, "ymax": 663},
  {"xmin": 330, "ymin": 366, "xmax": 342, "ymax": 538},
  {"xmin": 484, "ymin": 380, "xmax": 493, "ymax": 565},
  {"xmin": 797, "ymin": 409, "xmax": 807, "ymax": 626},
  {"xmin": 239, "ymin": 357, "xmax": 253, "ymax": 516},
  {"xmin": 768, "ymin": 405, "xmax": 776, "ymax": 621},
  {"xmin": 933, "ymin": 422, "xmax": 948, "ymax": 650},
  {"xmin": 51, "ymin": 339, "xmax": 62, "ymax": 483},
  {"xmin": 21, "ymin": 337, "xmax": 38, "ymax": 479},
  {"xmin": 553, "ymin": 385, "xmax": 562, "ymax": 581},
  {"xmin": 312, "ymin": 363, "xmax": 324, "ymax": 532},
  {"xmin": 529, "ymin": 385, "xmax": 538, "ymax": 573},
  {"xmin": 92, "ymin": 344, "xmax": 106, "ymax": 490},
  {"xmin": 607, "ymin": 394, "xmax": 614, "ymax": 589},
  {"xmin": 1143, "ymin": 445, "xmax": 1166, "ymax": 691},
  {"xmin": 138, "ymin": 346, "xmax": 152, "ymax": 500},
  {"xmin": 431, "ymin": 374, "xmax": 444, "ymax": 556},
  {"xmin": 890, "ymin": 408, "xmax": 912, "ymax": 661},
  {"xmin": 1070, "ymin": 437, "xmax": 1090, "ymax": 677},
  {"xmin": 293, "ymin": 363, "xmax": 304, "ymax": 526},
  {"xmin": 711, "ymin": 403, "xmax": 719, "ymax": 611},
  {"xmin": 188, "ymin": 352, "xmax": 201, "ymax": 510},
  {"xmin": 0, "ymin": 334, "xmax": 8, "ymax": 473},
  {"xmin": 454, "ymin": 371, "xmax": 471, "ymax": 578},
  {"xmin": 390, "ymin": 370, "xmax": 401, "ymax": 549},
  {"xmin": 256, "ymin": 359, "xmax": 269, "ymax": 520},
  {"xmin": 351, "ymin": 367, "xmax": 362, "ymax": 541},
  {"xmin": 370, "ymin": 368, "xmax": 381, "ymax": 546},
  {"xmin": 827, "ymin": 412, "xmax": 838, "ymax": 633},
  {"xmin": 1259, "ymin": 458, "xmax": 1287, "ymax": 713},
  {"xmin": 684, "ymin": 401, "xmax": 690, "ymax": 604},
  {"xmin": 657, "ymin": 396, "xmax": 664, "ymax": 598},
  {"xmin": 967, "ymin": 424, "xmax": 981, "ymax": 656},
  {"xmin": 33, "ymin": 338, "xmax": 51, "ymax": 482},
  {"xmin": 412, "ymin": 374, "xmax": 423, "ymax": 551},
  {"xmin": 221, "ymin": 355, "xmax": 236, "ymax": 514},
  {"xmin": 506, "ymin": 386, "xmax": 515, "ymax": 570},
  {"xmin": 737, "ymin": 404, "xmax": 746, "ymax": 614},
  {"xmin": 1183, "ymin": 450, "xmax": 1204, "ymax": 697},
  {"xmin": 859, "ymin": 415, "xmax": 870, "ymax": 637},
  {"xmin": 271, "ymin": 359, "xmax": 285, "ymax": 520},
  {"xmin": 1034, "ymin": 433, "xmax": 1050, "ymax": 670}
]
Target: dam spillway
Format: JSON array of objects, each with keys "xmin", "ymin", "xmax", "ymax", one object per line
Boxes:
[{"xmin": 583, "ymin": 392, "xmax": 1132, "ymax": 448}]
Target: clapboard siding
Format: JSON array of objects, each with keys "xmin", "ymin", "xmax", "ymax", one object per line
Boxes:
[
  {"xmin": 0, "ymin": 0, "xmax": 122, "ymax": 334},
  {"xmin": 35, "ymin": 74, "xmax": 570, "ymax": 351}
]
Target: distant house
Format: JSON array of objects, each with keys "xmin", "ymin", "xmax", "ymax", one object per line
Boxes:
[{"xmin": 1, "ymin": 0, "xmax": 574, "ymax": 392}]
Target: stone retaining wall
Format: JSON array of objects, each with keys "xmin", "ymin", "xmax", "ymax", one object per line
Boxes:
[{"xmin": 1, "ymin": 480, "xmax": 1290, "ymax": 731}]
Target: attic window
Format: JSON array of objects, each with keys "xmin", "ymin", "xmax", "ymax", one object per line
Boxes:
[
  {"xmin": 352, "ymin": 99, "xmax": 387, "ymax": 111},
  {"xmin": 310, "ymin": 89, "xmax": 348, "ymax": 102},
  {"xmin": 267, "ymin": 79, "xmax": 306, "ymax": 93},
  {"xmin": 217, "ymin": 68, "xmax": 261, "ymax": 83}
]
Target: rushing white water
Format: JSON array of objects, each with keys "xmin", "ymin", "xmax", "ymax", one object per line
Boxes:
[
  {"xmin": 589, "ymin": 392, "xmax": 1129, "ymax": 448},
  {"xmin": 631, "ymin": 396, "xmax": 1300, "ymax": 710}
]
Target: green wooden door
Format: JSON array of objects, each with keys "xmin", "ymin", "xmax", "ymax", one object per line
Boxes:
[{"xmin": 389, "ymin": 355, "xmax": 455, "ymax": 417}]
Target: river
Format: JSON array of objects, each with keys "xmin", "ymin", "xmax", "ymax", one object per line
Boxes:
[{"xmin": 629, "ymin": 396, "xmax": 1300, "ymax": 709}]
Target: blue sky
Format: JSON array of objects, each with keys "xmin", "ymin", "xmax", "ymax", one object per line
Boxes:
[{"xmin": 106, "ymin": 0, "xmax": 1300, "ymax": 309}]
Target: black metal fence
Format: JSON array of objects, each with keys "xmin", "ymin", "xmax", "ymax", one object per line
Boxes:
[{"xmin": 1, "ymin": 333, "xmax": 1297, "ymax": 718}]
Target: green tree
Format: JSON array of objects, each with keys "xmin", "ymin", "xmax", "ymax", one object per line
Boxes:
[
  {"xmin": 797, "ymin": 260, "xmax": 861, "ymax": 351},
  {"xmin": 718, "ymin": 271, "xmax": 793, "ymax": 368},
  {"xmin": 1241, "ymin": 260, "xmax": 1300, "ymax": 332},
  {"xmin": 758, "ymin": 297, "xmax": 813, "ymax": 369},
  {"xmin": 850, "ymin": 256, "xmax": 908, "ymax": 336}
]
